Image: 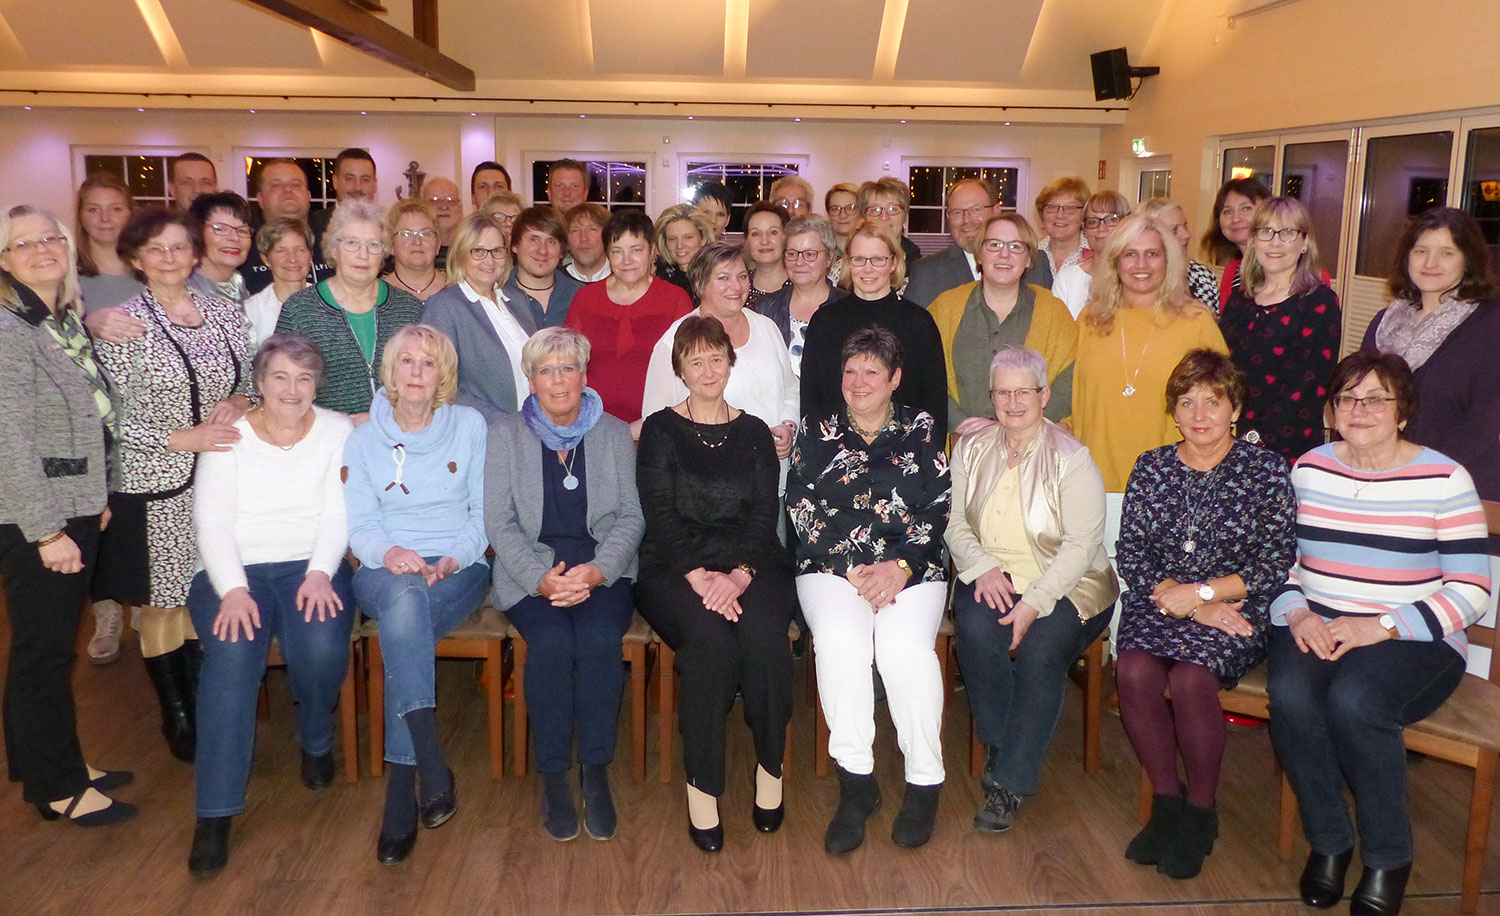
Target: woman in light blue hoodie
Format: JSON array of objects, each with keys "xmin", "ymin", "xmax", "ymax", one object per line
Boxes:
[{"xmin": 343, "ymin": 323, "xmax": 490, "ymax": 866}]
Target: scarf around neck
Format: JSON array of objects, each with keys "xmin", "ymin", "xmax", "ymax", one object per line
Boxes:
[{"xmin": 523, "ymin": 386, "xmax": 604, "ymax": 451}]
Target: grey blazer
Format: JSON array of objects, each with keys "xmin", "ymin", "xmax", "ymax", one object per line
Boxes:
[
  {"xmin": 421, "ymin": 283, "xmax": 538, "ymax": 426},
  {"xmin": 904, "ymin": 244, "xmax": 977, "ymax": 308},
  {"xmin": 484, "ymin": 410, "xmax": 645, "ymax": 610}
]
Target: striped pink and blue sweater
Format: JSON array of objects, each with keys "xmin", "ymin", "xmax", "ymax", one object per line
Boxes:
[{"xmin": 1270, "ymin": 444, "xmax": 1492, "ymax": 659}]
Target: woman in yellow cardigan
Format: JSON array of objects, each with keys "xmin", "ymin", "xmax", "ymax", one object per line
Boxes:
[
  {"xmin": 928, "ymin": 213, "xmax": 1078, "ymax": 438},
  {"xmin": 1071, "ymin": 214, "xmax": 1227, "ymax": 493}
]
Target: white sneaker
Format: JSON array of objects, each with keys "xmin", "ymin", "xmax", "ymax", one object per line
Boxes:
[{"xmin": 87, "ymin": 602, "xmax": 123, "ymax": 665}]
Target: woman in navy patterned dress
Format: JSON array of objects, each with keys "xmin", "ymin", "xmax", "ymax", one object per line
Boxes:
[{"xmin": 1114, "ymin": 349, "xmax": 1296, "ymax": 881}]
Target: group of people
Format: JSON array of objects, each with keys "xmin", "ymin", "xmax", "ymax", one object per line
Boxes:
[{"xmin": 2, "ymin": 153, "xmax": 1496, "ymax": 916}]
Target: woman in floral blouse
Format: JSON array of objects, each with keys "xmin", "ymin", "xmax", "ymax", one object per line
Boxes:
[{"xmin": 788, "ymin": 326, "xmax": 951, "ymax": 856}]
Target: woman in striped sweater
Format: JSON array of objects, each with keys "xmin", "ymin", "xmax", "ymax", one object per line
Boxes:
[{"xmin": 1268, "ymin": 351, "xmax": 1492, "ymax": 916}]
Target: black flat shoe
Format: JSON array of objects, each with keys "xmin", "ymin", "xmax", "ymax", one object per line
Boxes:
[
  {"xmin": 580, "ymin": 764, "xmax": 617, "ymax": 841},
  {"xmin": 418, "ymin": 767, "xmax": 457, "ymax": 829},
  {"xmin": 35, "ymin": 791, "xmax": 137, "ymax": 827},
  {"xmin": 1299, "ymin": 848, "xmax": 1353, "ymax": 908},
  {"xmin": 187, "ymin": 817, "xmax": 231, "ymax": 876},
  {"xmin": 1350, "ymin": 863, "xmax": 1411, "ymax": 916},
  {"xmin": 753, "ymin": 802, "xmax": 785, "ymax": 834},
  {"xmin": 301, "ymin": 750, "xmax": 335, "ymax": 790},
  {"xmin": 688, "ymin": 819, "xmax": 724, "ymax": 853},
  {"xmin": 90, "ymin": 769, "xmax": 134, "ymax": 792},
  {"xmin": 376, "ymin": 826, "xmax": 417, "ymax": 865}
]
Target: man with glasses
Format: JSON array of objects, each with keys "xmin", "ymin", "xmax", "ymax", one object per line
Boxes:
[
  {"xmin": 904, "ymin": 179, "xmax": 998, "ymax": 308},
  {"xmin": 244, "ymin": 159, "xmax": 331, "ymax": 295},
  {"xmin": 422, "ymin": 175, "xmax": 464, "ymax": 269},
  {"xmin": 769, "ymin": 175, "xmax": 815, "ymax": 218},
  {"xmin": 856, "ymin": 178, "xmax": 923, "ymax": 275}
]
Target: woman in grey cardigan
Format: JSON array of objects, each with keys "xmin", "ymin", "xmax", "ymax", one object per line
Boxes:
[
  {"xmin": 0, "ymin": 205, "xmax": 133, "ymax": 825},
  {"xmin": 485, "ymin": 326, "xmax": 644, "ymax": 843}
]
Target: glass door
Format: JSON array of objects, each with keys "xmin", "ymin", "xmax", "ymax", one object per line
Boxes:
[
  {"xmin": 1457, "ymin": 116, "xmax": 1500, "ymax": 278},
  {"xmin": 1280, "ymin": 137, "xmax": 1351, "ymax": 283}
]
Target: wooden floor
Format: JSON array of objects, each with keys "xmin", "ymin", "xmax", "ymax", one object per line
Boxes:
[{"xmin": 3, "ymin": 625, "xmax": 1498, "ymax": 916}]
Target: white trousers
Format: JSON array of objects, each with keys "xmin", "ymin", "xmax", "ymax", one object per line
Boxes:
[{"xmin": 797, "ymin": 574, "xmax": 947, "ymax": 785}]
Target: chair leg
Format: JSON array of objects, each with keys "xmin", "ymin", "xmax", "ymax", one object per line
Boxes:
[
  {"xmin": 1276, "ymin": 757, "xmax": 1296, "ymax": 861},
  {"xmin": 485, "ymin": 640, "xmax": 505, "ymax": 780},
  {"xmin": 1136, "ymin": 766, "xmax": 1151, "ymax": 824},
  {"xmin": 509, "ymin": 635, "xmax": 528, "ymax": 779},
  {"xmin": 656, "ymin": 643, "xmax": 675, "ymax": 785},
  {"xmin": 1462, "ymin": 749, "xmax": 1498, "ymax": 914},
  {"xmin": 339, "ymin": 641, "xmax": 359, "ymax": 783},
  {"xmin": 367, "ymin": 637, "xmax": 386, "ymax": 777},
  {"xmin": 1083, "ymin": 638, "xmax": 1103, "ymax": 774},
  {"xmin": 627, "ymin": 642, "xmax": 647, "ymax": 783}
]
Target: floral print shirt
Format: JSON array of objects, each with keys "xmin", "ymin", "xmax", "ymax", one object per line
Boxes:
[{"xmin": 787, "ymin": 404, "xmax": 950, "ymax": 580}]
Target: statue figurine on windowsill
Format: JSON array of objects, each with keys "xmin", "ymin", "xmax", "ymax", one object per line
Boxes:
[{"xmin": 396, "ymin": 161, "xmax": 425, "ymax": 201}]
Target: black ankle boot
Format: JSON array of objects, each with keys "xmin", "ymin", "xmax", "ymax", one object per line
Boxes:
[
  {"xmin": 188, "ymin": 816, "xmax": 231, "ymax": 876},
  {"xmin": 1125, "ymin": 793, "xmax": 1184, "ymax": 865},
  {"xmin": 541, "ymin": 771, "xmax": 579, "ymax": 841},
  {"xmin": 1157, "ymin": 802, "xmax": 1218, "ymax": 879},
  {"xmin": 144, "ymin": 650, "xmax": 195, "ymax": 762},
  {"xmin": 891, "ymin": 782, "xmax": 942, "ymax": 848},
  {"xmin": 825, "ymin": 764, "xmax": 881, "ymax": 855},
  {"xmin": 1350, "ymin": 863, "xmax": 1411, "ymax": 916},
  {"xmin": 1299, "ymin": 848, "xmax": 1354, "ymax": 908},
  {"xmin": 580, "ymin": 764, "xmax": 617, "ymax": 840}
]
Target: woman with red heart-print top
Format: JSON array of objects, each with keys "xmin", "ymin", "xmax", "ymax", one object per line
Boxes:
[{"xmin": 1220, "ymin": 197, "xmax": 1341, "ymax": 461}]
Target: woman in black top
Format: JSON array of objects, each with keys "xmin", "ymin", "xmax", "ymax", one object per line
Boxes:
[{"xmin": 634, "ymin": 315, "xmax": 795, "ymax": 854}]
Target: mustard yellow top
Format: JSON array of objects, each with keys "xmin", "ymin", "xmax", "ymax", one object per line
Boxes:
[
  {"xmin": 975, "ymin": 463, "xmax": 1045, "ymax": 591},
  {"xmin": 1072, "ymin": 305, "xmax": 1228, "ymax": 492}
]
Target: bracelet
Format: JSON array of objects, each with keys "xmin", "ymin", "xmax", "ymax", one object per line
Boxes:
[
  {"xmin": 736, "ymin": 563, "xmax": 757, "ymax": 580},
  {"xmin": 1188, "ymin": 607, "xmax": 1199, "ymax": 620},
  {"xmin": 37, "ymin": 531, "xmax": 66, "ymax": 547}
]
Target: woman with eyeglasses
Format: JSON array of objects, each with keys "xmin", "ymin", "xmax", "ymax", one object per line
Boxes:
[
  {"xmin": 928, "ymin": 213, "xmax": 1077, "ymax": 438},
  {"xmin": 654, "ymin": 204, "xmax": 712, "ymax": 304},
  {"xmin": 856, "ymin": 178, "xmax": 922, "ymax": 273},
  {"xmin": 241, "ymin": 218, "xmax": 313, "ymax": 346},
  {"xmin": 1268, "ymin": 351, "xmax": 1490, "ymax": 916},
  {"xmin": 1361, "ymin": 206, "xmax": 1500, "ymax": 505},
  {"xmin": 478, "ymin": 190, "xmax": 524, "ymax": 239},
  {"xmin": 421, "ymin": 212, "xmax": 537, "ymax": 425},
  {"xmin": 275, "ymin": 201, "xmax": 422, "ymax": 424},
  {"xmin": 745, "ymin": 202, "xmax": 792, "ymax": 308},
  {"xmin": 799, "ymin": 221, "xmax": 946, "ymax": 427},
  {"xmin": 1031, "ymin": 177, "xmax": 1092, "ymax": 287},
  {"xmin": 382, "ymin": 199, "xmax": 446, "ymax": 303},
  {"xmin": 1052, "ymin": 192, "xmax": 1131, "ymax": 319},
  {"xmin": 93, "ymin": 207, "xmax": 256, "ymax": 764},
  {"xmin": 753, "ymin": 214, "xmax": 840, "ymax": 376},
  {"xmin": 1220, "ymin": 197, "xmax": 1342, "ymax": 461},
  {"xmin": 187, "ymin": 192, "xmax": 253, "ymax": 308},
  {"xmin": 1201, "ymin": 177, "xmax": 1271, "ymax": 314},
  {"xmin": 824, "ymin": 183, "xmax": 862, "ymax": 265}
]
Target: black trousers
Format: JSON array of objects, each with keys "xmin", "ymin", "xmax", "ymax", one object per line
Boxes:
[
  {"xmin": 2, "ymin": 515, "xmax": 101, "ymax": 805},
  {"xmin": 635, "ymin": 567, "xmax": 795, "ymax": 796}
]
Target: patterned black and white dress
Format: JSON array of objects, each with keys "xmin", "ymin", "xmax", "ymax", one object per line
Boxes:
[
  {"xmin": 95, "ymin": 289, "xmax": 254, "ymax": 607},
  {"xmin": 1114, "ymin": 440, "xmax": 1296, "ymax": 686}
]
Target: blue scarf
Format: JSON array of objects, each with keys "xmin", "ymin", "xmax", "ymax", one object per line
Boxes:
[{"xmin": 523, "ymin": 387, "xmax": 604, "ymax": 451}]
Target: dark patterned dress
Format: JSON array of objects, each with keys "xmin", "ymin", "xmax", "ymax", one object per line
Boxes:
[
  {"xmin": 1187, "ymin": 260, "xmax": 1220, "ymax": 317},
  {"xmin": 1115, "ymin": 441, "xmax": 1296, "ymax": 686},
  {"xmin": 786, "ymin": 404, "xmax": 950, "ymax": 582},
  {"xmin": 1220, "ymin": 284, "xmax": 1341, "ymax": 461}
]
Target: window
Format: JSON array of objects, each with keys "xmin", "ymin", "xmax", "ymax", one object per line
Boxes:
[
  {"xmin": 531, "ymin": 160, "xmax": 648, "ymax": 213},
  {"xmin": 907, "ymin": 165, "xmax": 1019, "ymax": 234},
  {"xmin": 684, "ymin": 162, "xmax": 799, "ymax": 234},
  {"xmin": 243, "ymin": 156, "xmax": 337, "ymax": 222},
  {"xmin": 1139, "ymin": 169, "xmax": 1172, "ymax": 200},
  {"xmin": 1222, "ymin": 145, "xmax": 1275, "ymax": 185},
  {"xmin": 83, "ymin": 154, "xmax": 174, "ymax": 207}
]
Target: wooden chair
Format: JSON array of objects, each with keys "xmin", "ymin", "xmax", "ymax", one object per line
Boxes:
[
  {"xmin": 505, "ymin": 611, "xmax": 653, "ymax": 782},
  {"xmin": 361, "ymin": 604, "xmax": 510, "ymax": 779},
  {"xmin": 256, "ymin": 635, "xmax": 361, "ymax": 783}
]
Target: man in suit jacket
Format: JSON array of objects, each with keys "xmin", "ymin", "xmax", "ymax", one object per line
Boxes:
[{"xmin": 903, "ymin": 179, "xmax": 996, "ymax": 307}]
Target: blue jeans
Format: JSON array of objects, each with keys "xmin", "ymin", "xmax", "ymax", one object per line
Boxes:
[
  {"xmin": 504, "ymin": 579, "xmax": 634, "ymax": 773},
  {"xmin": 355, "ymin": 558, "xmax": 492, "ymax": 765},
  {"xmin": 1268, "ymin": 625, "xmax": 1464, "ymax": 867},
  {"xmin": 955, "ymin": 586, "xmax": 1113, "ymax": 796},
  {"xmin": 187, "ymin": 559, "xmax": 355, "ymax": 817}
]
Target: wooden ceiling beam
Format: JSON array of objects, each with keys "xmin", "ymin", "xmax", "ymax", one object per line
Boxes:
[{"xmin": 242, "ymin": 0, "xmax": 473, "ymax": 91}]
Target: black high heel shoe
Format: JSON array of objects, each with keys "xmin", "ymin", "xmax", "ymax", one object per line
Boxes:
[
  {"xmin": 688, "ymin": 817, "xmax": 724, "ymax": 853},
  {"xmin": 36, "ymin": 791, "xmax": 137, "ymax": 827},
  {"xmin": 1299, "ymin": 848, "xmax": 1353, "ymax": 908},
  {"xmin": 753, "ymin": 801, "xmax": 784, "ymax": 834},
  {"xmin": 188, "ymin": 817, "xmax": 231, "ymax": 876},
  {"xmin": 89, "ymin": 769, "xmax": 134, "ymax": 792}
]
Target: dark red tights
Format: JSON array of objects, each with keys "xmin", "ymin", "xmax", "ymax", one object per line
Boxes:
[{"xmin": 1116, "ymin": 649, "xmax": 1226, "ymax": 809}]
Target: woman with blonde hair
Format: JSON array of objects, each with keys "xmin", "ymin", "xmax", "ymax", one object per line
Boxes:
[
  {"xmin": 1032, "ymin": 177, "xmax": 1092, "ymax": 285},
  {"xmin": 382, "ymin": 199, "xmax": 445, "ymax": 302},
  {"xmin": 857, "ymin": 177, "xmax": 922, "ymax": 270},
  {"xmin": 1135, "ymin": 197, "xmax": 1219, "ymax": 313},
  {"xmin": 824, "ymin": 182, "xmax": 862, "ymax": 258},
  {"xmin": 1071, "ymin": 214, "xmax": 1227, "ymax": 492},
  {"xmin": 654, "ymin": 204, "xmax": 713, "ymax": 301}
]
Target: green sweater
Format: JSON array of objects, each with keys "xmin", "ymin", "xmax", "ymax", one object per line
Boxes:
[{"xmin": 274, "ymin": 280, "xmax": 421, "ymax": 415}]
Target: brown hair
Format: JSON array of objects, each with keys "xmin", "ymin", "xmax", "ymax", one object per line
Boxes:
[
  {"xmin": 74, "ymin": 171, "xmax": 135, "ymax": 277},
  {"xmin": 670, "ymin": 314, "xmax": 736, "ymax": 377},
  {"xmin": 1327, "ymin": 350, "xmax": 1418, "ymax": 428},
  {"xmin": 686, "ymin": 240, "xmax": 746, "ymax": 300},
  {"xmin": 1164, "ymin": 348, "xmax": 1246, "ymax": 414},
  {"xmin": 510, "ymin": 205, "xmax": 568, "ymax": 253},
  {"xmin": 117, "ymin": 206, "xmax": 204, "ymax": 272},
  {"xmin": 1386, "ymin": 206, "xmax": 1498, "ymax": 305},
  {"xmin": 1200, "ymin": 177, "xmax": 1270, "ymax": 265},
  {"xmin": 841, "ymin": 326, "xmax": 904, "ymax": 375}
]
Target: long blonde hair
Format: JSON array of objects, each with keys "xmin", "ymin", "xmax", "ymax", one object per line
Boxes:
[
  {"xmin": 1079, "ymin": 213, "xmax": 1196, "ymax": 335},
  {"xmin": 0, "ymin": 205, "xmax": 84, "ymax": 315}
]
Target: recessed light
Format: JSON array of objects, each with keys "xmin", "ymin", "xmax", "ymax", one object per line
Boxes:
[
  {"xmin": 687, "ymin": 116, "xmax": 694, "ymax": 120},
  {"xmin": 470, "ymin": 112, "xmax": 477, "ymax": 116},
  {"xmin": 23, "ymin": 106, "xmax": 31, "ymax": 111},
  {"xmin": 360, "ymin": 110, "xmax": 367, "ymax": 115},
  {"xmin": 137, "ymin": 107, "xmax": 145, "ymax": 112},
  {"xmin": 899, "ymin": 119, "xmax": 907, "ymax": 124},
  {"xmin": 1004, "ymin": 121, "xmax": 1012, "ymax": 126},
  {"xmin": 794, "ymin": 118, "xmax": 801, "ymax": 122},
  {"xmin": 580, "ymin": 114, "xmax": 587, "ymax": 118},
  {"xmin": 248, "ymin": 109, "xmax": 256, "ymax": 114}
]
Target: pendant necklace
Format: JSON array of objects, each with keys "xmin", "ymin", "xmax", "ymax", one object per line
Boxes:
[
  {"xmin": 560, "ymin": 448, "xmax": 579, "ymax": 490},
  {"xmin": 1179, "ymin": 463, "xmax": 1221, "ymax": 553},
  {"xmin": 1119, "ymin": 309, "xmax": 1158, "ymax": 398},
  {"xmin": 392, "ymin": 268, "xmax": 437, "ymax": 297},
  {"xmin": 685, "ymin": 399, "xmax": 729, "ymax": 448}
]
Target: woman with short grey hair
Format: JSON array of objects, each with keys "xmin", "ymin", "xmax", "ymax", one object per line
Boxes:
[
  {"xmin": 752, "ymin": 214, "xmax": 839, "ymax": 376},
  {"xmin": 485, "ymin": 325, "xmax": 644, "ymax": 842}
]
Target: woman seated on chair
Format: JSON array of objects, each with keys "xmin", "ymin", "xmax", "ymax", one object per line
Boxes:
[
  {"xmin": 343, "ymin": 324, "xmax": 491, "ymax": 866},
  {"xmin": 634, "ymin": 316, "xmax": 796, "ymax": 854},
  {"xmin": 1114, "ymin": 348, "xmax": 1296, "ymax": 880},
  {"xmin": 185, "ymin": 334, "xmax": 355, "ymax": 876},
  {"xmin": 947, "ymin": 346, "xmax": 1118, "ymax": 835},
  {"xmin": 788, "ymin": 327, "xmax": 951, "ymax": 855},
  {"xmin": 1267, "ymin": 350, "xmax": 1491, "ymax": 916},
  {"xmin": 485, "ymin": 326, "xmax": 645, "ymax": 843}
]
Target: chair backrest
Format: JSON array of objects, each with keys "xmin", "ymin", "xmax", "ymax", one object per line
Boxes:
[{"xmin": 1467, "ymin": 500, "xmax": 1500, "ymax": 680}]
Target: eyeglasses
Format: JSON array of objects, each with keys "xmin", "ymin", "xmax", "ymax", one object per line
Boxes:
[
  {"xmin": 980, "ymin": 239, "xmax": 1030, "ymax": 254},
  {"xmin": 1332, "ymin": 395, "xmax": 1396, "ymax": 413},
  {"xmin": 426, "ymin": 196, "xmax": 458, "ymax": 206},
  {"xmin": 140, "ymin": 242, "xmax": 194, "ymax": 259},
  {"xmin": 848, "ymin": 255, "xmax": 892, "ymax": 267},
  {"xmin": 990, "ymin": 387, "xmax": 1044, "ymax": 401},
  {"xmin": 1254, "ymin": 227, "xmax": 1306, "ymax": 243},
  {"xmin": 1084, "ymin": 215, "xmax": 1122, "ymax": 230},
  {"xmin": 6, "ymin": 235, "xmax": 66, "ymax": 254},
  {"xmin": 469, "ymin": 246, "xmax": 507, "ymax": 261},
  {"xmin": 774, "ymin": 198, "xmax": 809, "ymax": 211},
  {"xmin": 946, "ymin": 205, "xmax": 990, "ymax": 221},
  {"xmin": 394, "ymin": 229, "xmax": 437, "ymax": 242},
  {"xmin": 208, "ymin": 222, "xmax": 253, "ymax": 240},
  {"xmin": 784, "ymin": 247, "xmax": 829, "ymax": 262},
  {"xmin": 827, "ymin": 204, "xmax": 860, "ymax": 216},
  {"xmin": 534, "ymin": 363, "xmax": 581, "ymax": 378},
  {"xmin": 1042, "ymin": 204, "xmax": 1083, "ymax": 216},
  {"xmin": 864, "ymin": 204, "xmax": 905, "ymax": 217},
  {"xmin": 338, "ymin": 238, "xmax": 385, "ymax": 255}
]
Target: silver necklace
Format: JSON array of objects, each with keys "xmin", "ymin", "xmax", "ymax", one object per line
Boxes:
[
  {"xmin": 560, "ymin": 448, "xmax": 579, "ymax": 490},
  {"xmin": 685, "ymin": 400, "xmax": 729, "ymax": 448},
  {"xmin": 1118, "ymin": 309, "xmax": 1158, "ymax": 398},
  {"xmin": 1179, "ymin": 464, "xmax": 1222, "ymax": 553}
]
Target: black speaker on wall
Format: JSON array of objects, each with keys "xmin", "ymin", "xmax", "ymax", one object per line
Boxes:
[{"xmin": 1091, "ymin": 47, "xmax": 1159, "ymax": 101}]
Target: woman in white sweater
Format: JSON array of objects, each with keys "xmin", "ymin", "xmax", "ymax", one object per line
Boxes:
[{"xmin": 183, "ymin": 334, "xmax": 355, "ymax": 877}]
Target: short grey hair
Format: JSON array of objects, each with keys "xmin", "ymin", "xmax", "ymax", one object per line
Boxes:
[
  {"xmin": 253, "ymin": 333, "xmax": 326, "ymax": 388},
  {"xmin": 989, "ymin": 346, "xmax": 1048, "ymax": 389},
  {"xmin": 322, "ymin": 199, "xmax": 386, "ymax": 259},
  {"xmin": 521, "ymin": 326, "xmax": 591, "ymax": 377},
  {"xmin": 785, "ymin": 214, "xmax": 841, "ymax": 261}
]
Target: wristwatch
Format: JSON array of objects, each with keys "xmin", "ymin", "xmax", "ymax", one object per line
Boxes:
[
  {"xmin": 1196, "ymin": 582, "xmax": 1216, "ymax": 602},
  {"xmin": 1378, "ymin": 613, "xmax": 1399, "ymax": 640},
  {"xmin": 895, "ymin": 558, "xmax": 913, "ymax": 578}
]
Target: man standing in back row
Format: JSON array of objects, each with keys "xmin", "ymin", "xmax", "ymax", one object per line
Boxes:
[
  {"xmin": 310, "ymin": 147, "xmax": 379, "ymax": 239},
  {"xmin": 902, "ymin": 178, "xmax": 998, "ymax": 308},
  {"xmin": 243, "ymin": 159, "xmax": 332, "ymax": 295}
]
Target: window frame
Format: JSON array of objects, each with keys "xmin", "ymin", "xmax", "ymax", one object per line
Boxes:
[
  {"xmin": 525, "ymin": 152, "xmax": 656, "ymax": 212},
  {"xmin": 902, "ymin": 158, "xmax": 1028, "ymax": 238}
]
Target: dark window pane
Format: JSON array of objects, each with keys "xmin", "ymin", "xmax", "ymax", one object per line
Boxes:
[
  {"xmin": 1355, "ymin": 132, "xmax": 1452, "ymax": 276},
  {"xmin": 84, "ymin": 155, "xmax": 125, "ymax": 183},
  {"xmin": 907, "ymin": 208, "xmax": 943, "ymax": 233},
  {"xmin": 908, "ymin": 166, "xmax": 943, "ymax": 205}
]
